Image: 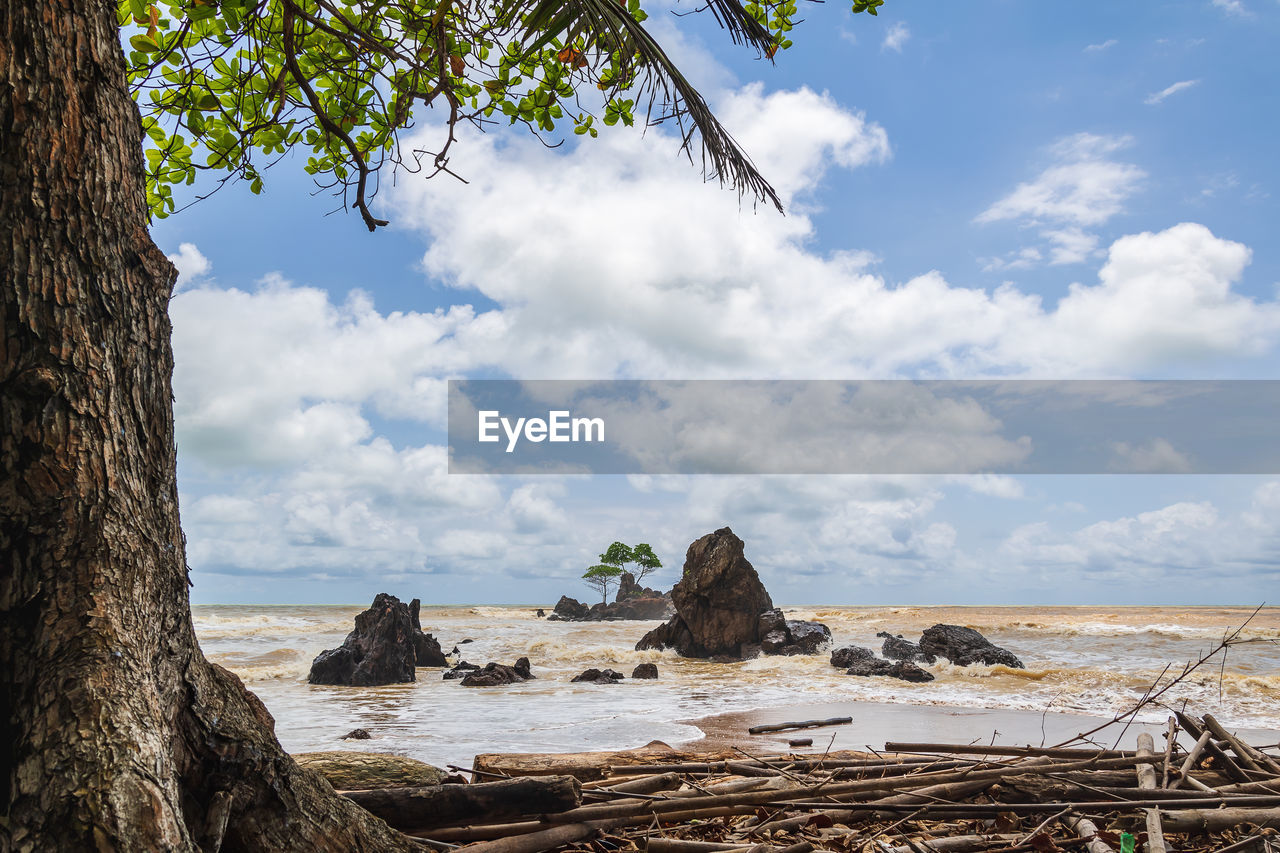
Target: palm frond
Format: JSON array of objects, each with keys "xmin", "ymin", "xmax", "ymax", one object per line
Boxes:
[{"xmin": 500, "ymin": 0, "xmax": 784, "ymax": 212}]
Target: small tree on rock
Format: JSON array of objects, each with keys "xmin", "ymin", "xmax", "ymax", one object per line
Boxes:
[{"xmin": 582, "ymin": 564, "xmax": 624, "ymax": 605}]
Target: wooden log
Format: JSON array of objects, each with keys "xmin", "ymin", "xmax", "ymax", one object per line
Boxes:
[
  {"xmin": 788, "ymin": 739, "xmax": 813, "ymax": 748},
  {"xmin": 877, "ymin": 835, "xmax": 1022, "ymax": 853},
  {"xmin": 1176, "ymin": 711, "xmax": 1251, "ymax": 783},
  {"xmin": 342, "ymin": 775, "xmax": 581, "ymax": 833},
  {"xmin": 585, "ymin": 773, "xmax": 683, "ymax": 796},
  {"xmin": 450, "ymin": 819, "xmax": 606, "ymax": 853},
  {"xmin": 1161, "ymin": 806, "xmax": 1280, "ymax": 833},
  {"xmin": 885, "ymin": 743, "xmax": 1133, "ymax": 760},
  {"xmin": 645, "ymin": 840, "xmax": 801, "ymax": 853},
  {"xmin": 1136, "ymin": 732, "xmax": 1168, "ymax": 853},
  {"xmin": 1063, "ymin": 814, "xmax": 1113, "ymax": 853},
  {"xmin": 1161, "ymin": 716, "xmax": 1177, "ymax": 788},
  {"xmin": 1171, "ymin": 730, "xmax": 1214, "ymax": 790},
  {"xmin": 748, "ymin": 717, "xmax": 852, "ymax": 735},
  {"xmin": 294, "ymin": 751, "xmax": 448, "ymax": 790},
  {"xmin": 1204, "ymin": 713, "xmax": 1280, "ymax": 774}
]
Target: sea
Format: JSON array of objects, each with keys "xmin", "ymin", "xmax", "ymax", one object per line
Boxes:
[{"xmin": 194, "ymin": 605, "xmax": 1280, "ymax": 769}]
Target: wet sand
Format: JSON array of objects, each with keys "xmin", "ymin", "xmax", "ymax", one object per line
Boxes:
[{"xmin": 685, "ymin": 699, "xmax": 1280, "ymax": 755}]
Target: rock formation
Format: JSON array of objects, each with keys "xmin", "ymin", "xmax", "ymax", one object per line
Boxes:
[
  {"xmin": 547, "ymin": 577, "xmax": 673, "ymax": 622},
  {"xmin": 919, "ymin": 624, "xmax": 1023, "ymax": 668},
  {"xmin": 309, "ymin": 593, "xmax": 421, "ymax": 685},
  {"xmin": 409, "ymin": 598, "xmax": 448, "ymax": 667},
  {"xmin": 635, "ymin": 528, "xmax": 829, "ymax": 659},
  {"xmin": 442, "ymin": 661, "xmax": 480, "ymax": 680},
  {"xmin": 460, "ymin": 657, "xmax": 534, "ymax": 687}
]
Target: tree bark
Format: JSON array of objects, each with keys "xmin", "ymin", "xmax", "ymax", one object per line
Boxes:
[{"xmin": 0, "ymin": 3, "xmax": 418, "ymax": 850}]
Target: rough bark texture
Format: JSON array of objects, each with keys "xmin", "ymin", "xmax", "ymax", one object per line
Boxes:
[{"xmin": 0, "ymin": 3, "xmax": 417, "ymax": 850}]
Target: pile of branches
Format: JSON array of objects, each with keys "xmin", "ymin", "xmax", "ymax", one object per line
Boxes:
[{"xmin": 337, "ymin": 710, "xmax": 1280, "ymax": 853}]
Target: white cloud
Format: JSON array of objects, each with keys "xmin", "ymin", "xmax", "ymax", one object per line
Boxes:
[
  {"xmin": 1044, "ymin": 227, "xmax": 1100, "ymax": 265},
  {"xmin": 977, "ymin": 134, "xmax": 1144, "ymax": 228},
  {"xmin": 1084, "ymin": 39, "xmax": 1118, "ymax": 52},
  {"xmin": 1145, "ymin": 79, "xmax": 1200, "ymax": 105},
  {"xmin": 1212, "ymin": 0, "xmax": 1249, "ymax": 15},
  {"xmin": 167, "ymin": 242, "xmax": 210, "ymax": 290},
  {"xmin": 1109, "ymin": 438, "xmax": 1193, "ymax": 473},
  {"xmin": 882, "ymin": 22, "xmax": 910, "ymax": 52}
]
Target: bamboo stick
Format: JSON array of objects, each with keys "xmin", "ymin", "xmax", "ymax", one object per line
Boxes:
[
  {"xmin": 1161, "ymin": 806, "xmax": 1280, "ymax": 832},
  {"xmin": 885, "ymin": 743, "xmax": 1134, "ymax": 760},
  {"xmin": 1171, "ymin": 730, "xmax": 1213, "ymax": 789},
  {"xmin": 748, "ymin": 717, "xmax": 852, "ymax": 735},
  {"xmin": 1063, "ymin": 814, "xmax": 1113, "ymax": 853},
  {"xmin": 1204, "ymin": 713, "xmax": 1280, "ymax": 774}
]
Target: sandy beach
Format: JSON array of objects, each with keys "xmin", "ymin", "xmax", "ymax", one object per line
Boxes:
[{"xmin": 687, "ymin": 699, "xmax": 1280, "ymax": 756}]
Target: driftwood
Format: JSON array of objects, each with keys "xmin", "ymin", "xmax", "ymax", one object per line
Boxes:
[
  {"xmin": 295, "ymin": 751, "xmax": 447, "ymax": 790},
  {"xmin": 748, "ymin": 717, "xmax": 852, "ymax": 735},
  {"xmin": 342, "ymin": 775, "xmax": 580, "ymax": 833},
  {"xmin": 330, "ymin": 704, "xmax": 1280, "ymax": 853}
]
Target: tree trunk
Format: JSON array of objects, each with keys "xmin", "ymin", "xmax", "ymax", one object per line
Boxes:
[{"xmin": 0, "ymin": 3, "xmax": 417, "ymax": 850}]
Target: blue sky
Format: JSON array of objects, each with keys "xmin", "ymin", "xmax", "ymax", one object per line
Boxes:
[{"xmin": 156, "ymin": 0, "xmax": 1280, "ymax": 605}]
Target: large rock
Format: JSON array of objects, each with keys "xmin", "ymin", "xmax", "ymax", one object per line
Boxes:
[
  {"xmin": 845, "ymin": 658, "xmax": 935, "ymax": 683},
  {"xmin": 309, "ymin": 593, "xmax": 419, "ymax": 685},
  {"xmin": 919, "ymin": 624, "xmax": 1023, "ymax": 668},
  {"xmin": 757, "ymin": 609, "xmax": 831, "ymax": 656},
  {"xmin": 461, "ymin": 657, "xmax": 534, "ymax": 687},
  {"xmin": 631, "ymin": 663, "xmax": 659, "ymax": 679},
  {"xmin": 409, "ymin": 598, "xmax": 448, "ymax": 667},
  {"xmin": 831, "ymin": 646, "xmax": 877, "ymax": 669},
  {"xmin": 549, "ymin": 595, "xmax": 591, "ymax": 621},
  {"xmin": 878, "ymin": 631, "xmax": 933, "ymax": 664},
  {"xmin": 636, "ymin": 528, "xmax": 774, "ymax": 658}
]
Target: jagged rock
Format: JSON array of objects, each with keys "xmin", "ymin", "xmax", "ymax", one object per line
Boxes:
[
  {"xmin": 919, "ymin": 624, "xmax": 1023, "ymax": 668},
  {"xmin": 341, "ymin": 728, "xmax": 372, "ymax": 740},
  {"xmin": 449, "ymin": 646, "xmax": 460, "ymax": 655},
  {"xmin": 631, "ymin": 663, "xmax": 659, "ymax": 679},
  {"xmin": 552, "ymin": 596, "xmax": 591, "ymax": 621},
  {"xmin": 571, "ymin": 668, "xmax": 625, "ymax": 684},
  {"xmin": 831, "ymin": 646, "xmax": 877, "ymax": 669},
  {"xmin": 460, "ymin": 658, "xmax": 534, "ymax": 687},
  {"xmin": 635, "ymin": 528, "xmax": 775, "ymax": 658},
  {"xmin": 536, "ymin": 609, "xmax": 546, "ymax": 617},
  {"xmin": 408, "ymin": 598, "xmax": 448, "ymax": 667},
  {"xmin": 442, "ymin": 661, "xmax": 480, "ymax": 680},
  {"xmin": 879, "ymin": 632, "xmax": 933, "ymax": 664},
  {"xmin": 308, "ymin": 593, "xmax": 418, "ymax": 686}
]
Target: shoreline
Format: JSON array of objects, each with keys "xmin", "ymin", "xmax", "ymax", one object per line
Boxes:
[{"xmin": 680, "ymin": 698, "xmax": 1280, "ymax": 755}]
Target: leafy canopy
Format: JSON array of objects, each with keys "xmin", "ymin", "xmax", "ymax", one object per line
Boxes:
[
  {"xmin": 582, "ymin": 563, "xmax": 624, "ymax": 603},
  {"xmin": 118, "ymin": 0, "xmax": 889, "ymax": 230}
]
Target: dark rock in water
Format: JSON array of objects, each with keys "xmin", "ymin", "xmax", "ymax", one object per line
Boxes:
[
  {"xmin": 919, "ymin": 624, "xmax": 1023, "ymax": 668},
  {"xmin": 536, "ymin": 609, "xmax": 546, "ymax": 618},
  {"xmin": 631, "ymin": 663, "xmax": 659, "ymax": 679},
  {"xmin": 449, "ymin": 646, "xmax": 460, "ymax": 656},
  {"xmin": 460, "ymin": 659, "xmax": 534, "ymax": 687},
  {"xmin": 552, "ymin": 595, "xmax": 591, "ymax": 621},
  {"xmin": 831, "ymin": 646, "xmax": 877, "ymax": 669},
  {"xmin": 442, "ymin": 661, "xmax": 480, "ymax": 680},
  {"xmin": 341, "ymin": 728, "xmax": 372, "ymax": 740},
  {"xmin": 571, "ymin": 667, "xmax": 625, "ymax": 684},
  {"xmin": 608, "ymin": 594, "xmax": 674, "ymax": 621},
  {"xmin": 308, "ymin": 593, "xmax": 418, "ymax": 686},
  {"xmin": 756, "ymin": 609, "xmax": 831, "ymax": 656},
  {"xmin": 844, "ymin": 656, "xmax": 935, "ymax": 683},
  {"xmin": 636, "ymin": 527, "xmax": 775, "ymax": 658},
  {"xmin": 784, "ymin": 620, "xmax": 832, "ymax": 654},
  {"xmin": 408, "ymin": 598, "xmax": 448, "ymax": 667},
  {"xmin": 880, "ymin": 633, "xmax": 933, "ymax": 664},
  {"xmin": 460, "ymin": 638, "xmax": 474, "ymax": 644}
]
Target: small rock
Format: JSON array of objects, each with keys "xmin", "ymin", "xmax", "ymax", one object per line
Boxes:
[
  {"xmin": 631, "ymin": 663, "xmax": 659, "ymax": 679},
  {"xmin": 831, "ymin": 646, "xmax": 877, "ymax": 669},
  {"xmin": 536, "ymin": 609, "xmax": 546, "ymax": 617},
  {"xmin": 341, "ymin": 728, "xmax": 371, "ymax": 740},
  {"xmin": 442, "ymin": 661, "xmax": 480, "ymax": 680},
  {"xmin": 571, "ymin": 668, "xmax": 625, "ymax": 684},
  {"xmin": 459, "ymin": 638, "xmax": 474, "ymax": 644},
  {"xmin": 460, "ymin": 660, "xmax": 534, "ymax": 687},
  {"xmin": 881, "ymin": 634, "xmax": 933, "ymax": 664}
]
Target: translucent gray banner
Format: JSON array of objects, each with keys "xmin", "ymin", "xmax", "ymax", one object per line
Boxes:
[{"xmin": 447, "ymin": 380, "xmax": 1280, "ymax": 474}]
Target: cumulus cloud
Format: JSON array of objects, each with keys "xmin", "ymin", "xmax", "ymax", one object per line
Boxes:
[
  {"xmin": 1145, "ymin": 80, "xmax": 1200, "ymax": 105},
  {"xmin": 167, "ymin": 242, "xmax": 211, "ymax": 290},
  {"xmin": 1211, "ymin": 0, "xmax": 1248, "ymax": 16},
  {"xmin": 167, "ymin": 77, "xmax": 1280, "ymax": 597}
]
